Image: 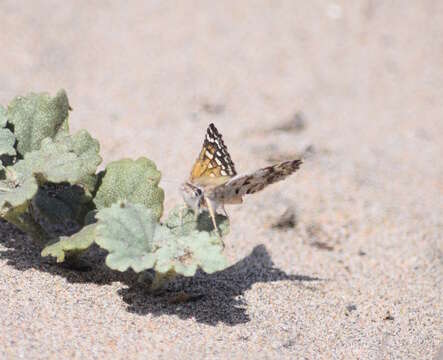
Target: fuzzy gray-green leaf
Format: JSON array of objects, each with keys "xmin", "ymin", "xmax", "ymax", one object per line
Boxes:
[
  {"xmin": 29, "ymin": 129, "xmax": 101, "ymax": 227},
  {"xmin": 0, "ymin": 105, "xmax": 16, "ymax": 158},
  {"xmin": 0, "ymin": 166, "xmax": 38, "ymax": 216},
  {"xmin": 165, "ymin": 205, "xmax": 230, "ymax": 239},
  {"xmin": 0, "ymin": 105, "xmax": 7, "ymax": 128},
  {"xmin": 0, "ymin": 128, "xmax": 16, "ymax": 156},
  {"xmin": 21, "ymin": 132, "xmax": 101, "ymax": 187},
  {"xmin": 52, "ymin": 130, "xmax": 102, "ymax": 193},
  {"xmin": 95, "ymin": 202, "xmax": 165, "ymax": 272},
  {"xmin": 41, "ymin": 223, "xmax": 97, "ymax": 262},
  {"xmin": 95, "ymin": 202, "xmax": 229, "ymax": 277},
  {"xmin": 93, "ymin": 158, "xmax": 164, "ymax": 220},
  {"xmin": 0, "ymin": 130, "xmax": 100, "ymax": 222},
  {"xmin": 7, "ymin": 89, "xmax": 70, "ymax": 156},
  {"xmin": 154, "ymin": 231, "xmax": 227, "ymax": 277}
]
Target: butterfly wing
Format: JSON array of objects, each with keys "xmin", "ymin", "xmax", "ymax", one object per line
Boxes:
[
  {"xmin": 190, "ymin": 123, "xmax": 237, "ymax": 180},
  {"xmin": 216, "ymin": 159, "xmax": 302, "ymax": 200}
]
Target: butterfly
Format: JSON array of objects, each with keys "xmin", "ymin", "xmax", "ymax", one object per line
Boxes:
[{"xmin": 180, "ymin": 123, "xmax": 302, "ymax": 235}]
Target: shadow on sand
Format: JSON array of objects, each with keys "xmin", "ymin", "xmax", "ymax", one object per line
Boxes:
[{"xmin": 0, "ymin": 219, "xmax": 321, "ymax": 325}]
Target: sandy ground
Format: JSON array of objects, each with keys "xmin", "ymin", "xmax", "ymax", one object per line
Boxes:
[{"xmin": 0, "ymin": 1, "xmax": 442, "ymax": 359}]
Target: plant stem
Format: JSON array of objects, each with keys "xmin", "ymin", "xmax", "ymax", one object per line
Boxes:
[
  {"xmin": 4, "ymin": 208, "xmax": 50, "ymax": 246},
  {"xmin": 150, "ymin": 270, "xmax": 177, "ymax": 291}
]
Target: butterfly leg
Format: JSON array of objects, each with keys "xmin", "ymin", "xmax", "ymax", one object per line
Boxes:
[
  {"xmin": 221, "ymin": 204, "xmax": 229, "ymax": 219},
  {"xmin": 205, "ymin": 198, "xmax": 224, "ymax": 246}
]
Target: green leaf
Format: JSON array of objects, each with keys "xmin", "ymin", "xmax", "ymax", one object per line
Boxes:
[
  {"xmin": 0, "ymin": 128, "xmax": 17, "ymax": 156},
  {"xmin": 20, "ymin": 132, "xmax": 101, "ymax": 187},
  {"xmin": 0, "ymin": 105, "xmax": 8, "ymax": 128},
  {"xmin": 157, "ymin": 206, "xmax": 229, "ymax": 276},
  {"xmin": 164, "ymin": 205, "xmax": 230, "ymax": 239},
  {"xmin": 7, "ymin": 89, "xmax": 70, "ymax": 156},
  {"xmin": 25, "ymin": 131, "xmax": 100, "ymax": 227},
  {"xmin": 95, "ymin": 202, "xmax": 164, "ymax": 272},
  {"xmin": 95, "ymin": 202, "xmax": 229, "ymax": 278},
  {"xmin": 0, "ymin": 165, "xmax": 38, "ymax": 215},
  {"xmin": 41, "ymin": 224, "xmax": 97, "ymax": 262},
  {"xmin": 0, "ymin": 165, "xmax": 47, "ymax": 242},
  {"xmin": 50, "ymin": 130, "xmax": 102, "ymax": 194},
  {"xmin": 154, "ymin": 231, "xmax": 227, "ymax": 276},
  {"xmin": 93, "ymin": 158, "xmax": 164, "ymax": 220},
  {"xmin": 0, "ymin": 105, "xmax": 17, "ymax": 160},
  {"xmin": 0, "ymin": 130, "xmax": 100, "ymax": 230}
]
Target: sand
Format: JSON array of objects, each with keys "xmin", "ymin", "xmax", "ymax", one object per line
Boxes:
[{"xmin": 0, "ymin": 1, "xmax": 442, "ymax": 359}]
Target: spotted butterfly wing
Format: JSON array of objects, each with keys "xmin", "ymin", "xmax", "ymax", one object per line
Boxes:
[
  {"xmin": 215, "ymin": 159, "xmax": 302, "ymax": 200},
  {"xmin": 190, "ymin": 123, "xmax": 237, "ymax": 180}
]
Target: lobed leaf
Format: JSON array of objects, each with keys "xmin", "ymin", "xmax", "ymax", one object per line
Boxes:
[
  {"xmin": 95, "ymin": 202, "xmax": 229, "ymax": 277},
  {"xmin": 7, "ymin": 89, "xmax": 70, "ymax": 156},
  {"xmin": 0, "ymin": 105, "xmax": 16, "ymax": 159},
  {"xmin": 41, "ymin": 223, "xmax": 97, "ymax": 262},
  {"xmin": 26, "ymin": 131, "xmax": 100, "ymax": 228},
  {"xmin": 0, "ymin": 165, "xmax": 46, "ymax": 242},
  {"xmin": 0, "ymin": 130, "xmax": 101, "ymax": 230},
  {"xmin": 154, "ymin": 231, "xmax": 227, "ymax": 276},
  {"xmin": 158, "ymin": 206, "xmax": 229, "ymax": 276},
  {"xmin": 49, "ymin": 130, "xmax": 102, "ymax": 194},
  {"xmin": 20, "ymin": 131, "xmax": 101, "ymax": 188},
  {"xmin": 0, "ymin": 128, "xmax": 17, "ymax": 157},
  {"xmin": 95, "ymin": 202, "xmax": 163, "ymax": 272},
  {"xmin": 0, "ymin": 105, "xmax": 7, "ymax": 128},
  {"xmin": 93, "ymin": 158, "xmax": 164, "ymax": 220},
  {"xmin": 0, "ymin": 165, "xmax": 38, "ymax": 216},
  {"xmin": 164, "ymin": 205, "xmax": 230, "ymax": 239}
]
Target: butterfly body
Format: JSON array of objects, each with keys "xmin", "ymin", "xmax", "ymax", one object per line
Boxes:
[{"xmin": 180, "ymin": 123, "xmax": 302, "ymax": 235}]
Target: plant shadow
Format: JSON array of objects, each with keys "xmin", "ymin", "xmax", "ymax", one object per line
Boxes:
[
  {"xmin": 120, "ymin": 244, "xmax": 321, "ymax": 325},
  {"xmin": 0, "ymin": 219, "xmax": 322, "ymax": 326},
  {"xmin": 0, "ymin": 219, "xmax": 133, "ymax": 285}
]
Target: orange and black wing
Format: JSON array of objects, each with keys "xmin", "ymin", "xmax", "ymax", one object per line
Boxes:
[{"xmin": 190, "ymin": 123, "xmax": 237, "ymax": 180}]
